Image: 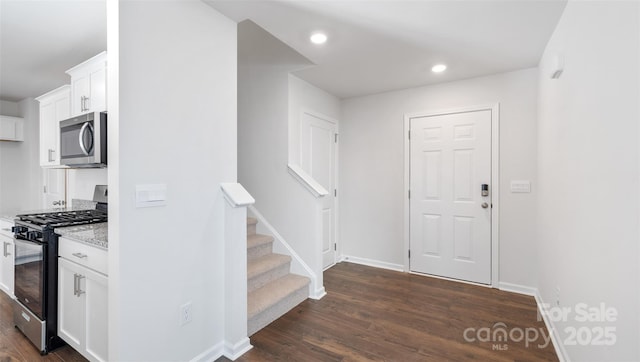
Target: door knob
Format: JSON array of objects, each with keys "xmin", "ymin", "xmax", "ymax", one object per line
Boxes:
[{"xmin": 481, "ymin": 202, "xmax": 489, "ymax": 209}]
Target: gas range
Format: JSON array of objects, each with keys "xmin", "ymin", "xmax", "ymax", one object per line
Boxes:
[
  {"xmin": 12, "ymin": 185, "xmax": 108, "ymax": 354},
  {"xmin": 14, "ymin": 208, "xmax": 107, "ymax": 243}
]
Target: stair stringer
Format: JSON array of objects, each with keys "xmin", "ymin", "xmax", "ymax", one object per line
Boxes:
[{"xmin": 248, "ymin": 205, "xmax": 326, "ymax": 300}]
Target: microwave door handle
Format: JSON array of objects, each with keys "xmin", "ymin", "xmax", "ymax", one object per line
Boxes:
[{"xmin": 78, "ymin": 122, "xmax": 94, "ymax": 156}]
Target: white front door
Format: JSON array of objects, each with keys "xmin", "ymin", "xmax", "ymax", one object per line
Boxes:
[
  {"xmin": 300, "ymin": 111, "xmax": 337, "ymax": 269},
  {"xmin": 43, "ymin": 168, "xmax": 66, "ymax": 208},
  {"xmin": 409, "ymin": 110, "xmax": 492, "ymax": 284}
]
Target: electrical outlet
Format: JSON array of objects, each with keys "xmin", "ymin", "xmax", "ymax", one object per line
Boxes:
[
  {"xmin": 555, "ymin": 287, "xmax": 561, "ymax": 307},
  {"xmin": 180, "ymin": 302, "xmax": 193, "ymax": 326}
]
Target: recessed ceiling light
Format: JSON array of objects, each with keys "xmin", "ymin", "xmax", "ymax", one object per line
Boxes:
[
  {"xmin": 432, "ymin": 64, "xmax": 447, "ymax": 73},
  {"xmin": 310, "ymin": 33, "xmax": 327, "ymax": 45}
]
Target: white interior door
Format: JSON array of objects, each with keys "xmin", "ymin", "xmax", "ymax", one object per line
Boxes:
[
  {"xmin": 43, "ymin": 168, "xmax": 66, "ymax": 208},
  {"xmin": 300, "ymin": 111, "xmax": 337, "ymax": 269},
  {"xmin": 409, "ymin": 110, "xmax": 492, "ymax": 284}
]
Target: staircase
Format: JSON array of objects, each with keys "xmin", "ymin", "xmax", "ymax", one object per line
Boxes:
[{"xmin": 247, "ymin": 217, "xmax": 310, "ymax": 336}]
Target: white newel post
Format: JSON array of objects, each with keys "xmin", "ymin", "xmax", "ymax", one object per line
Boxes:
[
  {"xmin": 287, "ymin": 164, "xmax": 328, "ymax": 299},
  {"xmin": 221, "ymin": 183, "xmax": 255, "ymax": 360}
]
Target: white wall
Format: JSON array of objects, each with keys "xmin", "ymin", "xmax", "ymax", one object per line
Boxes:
[
  {"xmin": 67, "ymin": 168, "xmax": 108, "ymax": 201},
  {"xmin": 0, "ymin": 98, "xmax": 42, "ymax": 213},
  {"xmin": 238, "ymin": 22, "xmax": 329, "ymax": 297},
  {"xmin": 340, "ymin": 68, "xmax": 538, "ymax": 287},
  {"xmin": 109, "ymin": 1, "xmax": 236, "ymax": 360},
  {"xmin": 537, "ymin": 2, "xmax": 639, "ymax": 361},
  {"xmin": 288, "ymin": 74, "xmax": 341, "ymax": 165},
  {"xmin": 0, "ymin": 100, "xmax": 19, "ymax": 117}
]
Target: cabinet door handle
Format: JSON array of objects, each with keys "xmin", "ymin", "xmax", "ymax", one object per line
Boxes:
[
  {"xmin": 81, "ymin": 96, "xmax": 90, "ymax": 112},
  {"xmin": 76, "ymin": 274, "xmax": 85, "ymax": 296},
  {"xmin": 73, "ymin": 273, "xmax": 78, "ymax": 296},
  {"xmin": 72, "ymin": 252, "xmax": 88, "ymax": 259},
  {"xmin": 3, "ymin": 242, "xmax": 7, "ymax": 257},
  {"xmin": 48, "ymin": 149, "xmax": 54, "ymax": 162}
]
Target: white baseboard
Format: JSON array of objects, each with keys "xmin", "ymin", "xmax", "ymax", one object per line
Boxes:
[
  {"xmin": 310, "ymin": 286, "xmax": 327, "ymax": 300},
  {"xmin": 224, "ymin": 337, "xmax": 253, "ymax": 360},
  {"xmin": 190, "ymin": 338, "xmax": 253, "ymax": 362},
  {"xmin": 190, "ymin": 341, "xmax": 224, "ymax": 362},
  {"xmin": 340, "ymin": 255, "xmax": 405, "ymax": 272},
  {"xmin": 498, "ymin": 283, "xmax": 568, "ymax": 361},
  {"xmin": 534, "ymin": 291, "xmax": 570, "ymax": 362},
  {"xmin": 498, "ymin": 281, "xmax": 537, "ymax": 296}
]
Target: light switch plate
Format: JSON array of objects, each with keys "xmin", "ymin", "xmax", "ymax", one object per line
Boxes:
[
  {"xmin": 136, "ymin": 184, "xmax": 167, "ymax": 208},
  {"xmin": 510, "ymin": 180, "xmax": 531, "ymax": 193}
]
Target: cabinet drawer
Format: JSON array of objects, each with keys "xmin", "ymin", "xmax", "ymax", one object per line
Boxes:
[{"xmin": 59, "ymin": 237, "xmax": 107, "ymax": 275}]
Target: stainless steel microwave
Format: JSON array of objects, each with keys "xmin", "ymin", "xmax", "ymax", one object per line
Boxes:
[{"xmin": 60, "ymin": 111, "xmax": 107, "ymax": 168}]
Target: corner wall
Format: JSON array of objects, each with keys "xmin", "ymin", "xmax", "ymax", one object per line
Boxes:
[
  {"xmin": 0, "ymin": 98, "xmax": 42, "ymax": 212},
  {"xmin": 536, "ymin": 2, "xmax": 639, "ymax": 360},
  {"xmin": 109, "ymin": 1, "xmax": 237, "ymax": 360},
  {"xmin": 238, "ymin": 22, "xmax": 329, "ymax": 297},
  {"xmin": 340, "ymin": 68, "xmax": 539, "ymax": 287}
]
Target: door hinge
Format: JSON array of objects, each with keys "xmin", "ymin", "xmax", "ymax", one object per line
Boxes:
[
  {"xmin": 43, "ymin": 185, "xmax": 47, "ymax": 193},
  {"xmin": 334, "ymin": 243, "xmax": 337, "ymax": 251},
  {"xmin": 408, "ymin": 130, "xmax": 411, "ymax": 140},
  {"xmin": 408, "ymin": 190, "xmax": 411, "ymax": 199},
  {"xmin": 334, "ymin": 189, "xmax": 337, "ymax": 197},
  {"xmin": 408, "ymin": 250, "xmax": 411, "ymax": 259},
  {"xmin": 335, "ymin": 133, "xmax": 338, "ymax": 143}
]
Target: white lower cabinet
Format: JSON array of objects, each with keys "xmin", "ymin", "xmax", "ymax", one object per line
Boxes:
[
  {"xmin": 0, "ymin": 221, "xmax": 15, "ymax": 297},
  {"xmin": 58, "ymin": 239, "xmax": 108, "ymax": 362},
  {"xmin": 0, "ymin": 235, "xmax": 15, "ymax": 297}
]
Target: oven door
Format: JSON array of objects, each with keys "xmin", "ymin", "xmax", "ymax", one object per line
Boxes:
[{"xmin": 14, "ymin": 237, "xmax": 46, "ymax": 320}]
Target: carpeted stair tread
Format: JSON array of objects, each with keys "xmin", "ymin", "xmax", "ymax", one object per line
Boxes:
[
  {"xmin": 247, "ymin": 217, "xmax": 258, "ymax": 226},
  {"xmin": 247, "ymin": 234, "xmax": 273, "ymax": 249},
  {"xmin": 247, "ymin": 253, "xmax": 291, "ymax": 279},
  {"xmin": 248, "ymin": 274, "xmax": 310, "ymax": 319}
]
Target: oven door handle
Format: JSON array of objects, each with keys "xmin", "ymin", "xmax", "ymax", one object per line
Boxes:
[{"xmin": 78, "ymin": 122, "xmax": 94, "ymax": 156}]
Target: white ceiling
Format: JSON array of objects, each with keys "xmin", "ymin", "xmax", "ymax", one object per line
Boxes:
[
  {"xmin": 0, "ymin": 0, "xmax": 106, "ymax": 102},
  {"xmin": 208, "ymin": 0, "xmax": 567, "ymax": 99},
  {"xmin": 0, "ymin": 0, "xmax": 566, "ymax": 102}
]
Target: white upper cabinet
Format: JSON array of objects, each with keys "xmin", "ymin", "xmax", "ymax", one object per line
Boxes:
[
  {"xmin": 0, "ymin": 115, "xmax": 24, "ymax": 141},
  {"xmin": 66, "ymin": 51, "xmax": 107, "ymax": 116},
  {"xmin": 36, "ymin": 85, "xmax": 71, "ymax": 167},
  {"xmin": 36, "ymin": 85, "xmax": 70, "ymax": 167}
]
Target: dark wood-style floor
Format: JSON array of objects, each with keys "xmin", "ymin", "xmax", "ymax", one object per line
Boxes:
[
  {"xmin": 224, "ymin": 262, "xmax": 558, "ymax": 361},
  {"xmin": 0, "ymin": 262, "xmax": 558, "ymax": 361},
  {"xmin": 0, "ymin": 291, "xmax": 87, "ymax": 362}
]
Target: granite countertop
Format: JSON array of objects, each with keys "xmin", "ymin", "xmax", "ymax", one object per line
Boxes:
[{"xmin": 56, "ymin": 223, "xmax": 108, "ymax": 249}]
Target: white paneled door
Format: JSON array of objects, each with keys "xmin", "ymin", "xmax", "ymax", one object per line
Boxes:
[
  {"xmin": 409, "ymin": 110, "xmax": 492, "ymax": 284},
  {"xmin": 300, "ymin": 111, "xmax": 337, "ymax": 269}
]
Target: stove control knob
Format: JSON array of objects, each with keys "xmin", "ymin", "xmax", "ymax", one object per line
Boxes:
[
  {"xmin": 12, "ymin": 226, "xmax": 26, "ymax": 234},
  {"xmin": 27, "ymin": 231, "xmax": 41, "ymax": 241}
]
